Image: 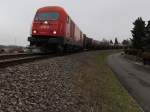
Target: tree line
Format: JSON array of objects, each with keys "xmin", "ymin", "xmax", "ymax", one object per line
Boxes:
[{"xmin": 131, "ymin": 17, "xmax": 150, "ymax": 51}]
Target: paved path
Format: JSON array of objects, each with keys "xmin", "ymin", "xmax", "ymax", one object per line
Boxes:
[{"xmin": 108, "ymin": 53, "xmax": 150, "ymax": 112}]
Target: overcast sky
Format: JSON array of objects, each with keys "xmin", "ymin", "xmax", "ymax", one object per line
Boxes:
[{"xmin": 0, "ymin": 0, "xmax": 150, "ymax": 46}]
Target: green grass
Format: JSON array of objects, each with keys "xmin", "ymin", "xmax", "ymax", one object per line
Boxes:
[{"xmin": 96, "ymin": 51, "xmax": 141, "ymax": 112}]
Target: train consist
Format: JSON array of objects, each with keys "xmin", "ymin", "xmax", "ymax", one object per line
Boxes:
[{"xmin": 28, "ymin": 6, "xmax": 121, "ymax": 53}]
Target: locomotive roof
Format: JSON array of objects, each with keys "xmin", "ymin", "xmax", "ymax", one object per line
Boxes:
[{"xmin": 37, "ymin": 6, "xmax": 67, "ymax": 14}]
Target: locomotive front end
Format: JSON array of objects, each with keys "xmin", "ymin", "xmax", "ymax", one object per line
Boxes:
[
  {"xmin": 28, "ymin": 6, "xmax": 66, "ymax": 52},
  {"xmin": 32, "ymin": 12, "xmax": 62, "ymax": 37}
]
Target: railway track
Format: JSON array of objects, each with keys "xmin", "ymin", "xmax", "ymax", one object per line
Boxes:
[
  {"xmin": 0, "ymin": 53, "xmax": 56, "ymax": 68},
  {"xmin": 0, "ymin": 53, "xmax": 36, "ymax": 60}
]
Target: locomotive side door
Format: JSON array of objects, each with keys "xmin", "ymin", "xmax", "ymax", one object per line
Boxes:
[{"xmin": 66, "ymin": 16, "xmax": 70, "ymax": 38}]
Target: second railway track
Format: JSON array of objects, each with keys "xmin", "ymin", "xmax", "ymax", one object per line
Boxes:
[
  {"xmin": 0, "ymin": 53, "xmax": 37, "ymax": 60},
  {"xmin": 0, "ymin": 53, "xmax": 56, "ymax": 68}
]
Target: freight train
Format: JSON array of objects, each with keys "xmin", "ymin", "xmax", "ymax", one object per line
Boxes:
[{"xmin": 28, "ymin": 6, "xmax": 121, "ymax": 53}]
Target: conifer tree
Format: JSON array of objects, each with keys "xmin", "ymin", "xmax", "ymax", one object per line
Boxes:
[{"xmin": 131, "ymin": 17, "xmax": 145, "ymax": 49}]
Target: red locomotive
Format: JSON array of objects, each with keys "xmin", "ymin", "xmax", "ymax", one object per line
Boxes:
[{"xmin": 28, "ymin": 6, "xmax": 84, "ymax": 53}]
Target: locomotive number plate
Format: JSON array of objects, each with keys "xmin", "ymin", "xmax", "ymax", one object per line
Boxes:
[{"xmin": 40, "ymin": 25, "xmax": 50, "ymax": 29}]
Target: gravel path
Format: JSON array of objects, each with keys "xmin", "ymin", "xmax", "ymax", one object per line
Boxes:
[
  {"xmin": 108, "ymin": 53, "xmax": 150, "ymax": 112},
  {"xmin": 0, "ymin": 52, "xmax": 101, "ymax": 112}
]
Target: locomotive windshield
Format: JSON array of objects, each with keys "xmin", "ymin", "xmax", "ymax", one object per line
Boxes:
[{"xmin": 35, "ymin": 12, "xmax": 59, "ymax": 21}]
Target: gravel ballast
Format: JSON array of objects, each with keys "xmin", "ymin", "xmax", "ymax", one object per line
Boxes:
[{"xmin": 0, "ymin": 52, "xmax": 101, "ymax": 112}]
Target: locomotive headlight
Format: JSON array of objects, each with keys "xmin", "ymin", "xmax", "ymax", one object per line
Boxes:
[
  {"xmin": 33, "ymin": 30, "xmax": 37, "ymax": 34},
  {"xmin": 53, "ymin": 30, "xmax": 57, "ymax": 35},
  {"xmin": 44, "ymin": 21, "xmax": 48, "ymax": 24}
]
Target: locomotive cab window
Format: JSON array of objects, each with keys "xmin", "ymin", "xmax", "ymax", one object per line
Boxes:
[{"xmin": 35, "ymin": 12, "xmax": 60, "ymax": 21}]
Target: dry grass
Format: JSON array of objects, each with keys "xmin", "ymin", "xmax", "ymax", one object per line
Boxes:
[{"xmin": 72, "ymin": 53, "xmax": 102, "ymax": 112}]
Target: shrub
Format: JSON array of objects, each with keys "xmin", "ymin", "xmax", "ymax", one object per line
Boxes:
[
  {"xmin": 124, "ymin": 49, "xmax": 139, "ymax": 56},
  {"xmin": 142, "ymin": 52, "xmax": 150, "ymax": 60}
]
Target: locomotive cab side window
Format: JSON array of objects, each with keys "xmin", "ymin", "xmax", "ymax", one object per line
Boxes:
[
  {"xmin": 35, "ymin": 12, "xmax": 60, "ymax": 21},
  {"xmin": 67, "ymin": 16, "xmax": 70, "ymax": 23}
]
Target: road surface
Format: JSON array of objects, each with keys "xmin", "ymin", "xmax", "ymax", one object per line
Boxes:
[{"xmin": 108, "ymin": 53, "xmax": 150, "ymax": 112}]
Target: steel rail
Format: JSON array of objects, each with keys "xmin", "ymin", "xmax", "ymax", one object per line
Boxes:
[{"xmin": 0, "ymin": 54, "xmax": 55, "ymax": 68}]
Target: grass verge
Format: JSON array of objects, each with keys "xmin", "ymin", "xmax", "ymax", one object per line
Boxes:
[{"xmin": 97, "ymin": 51, "xmax": 141, "ymax": 112}]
